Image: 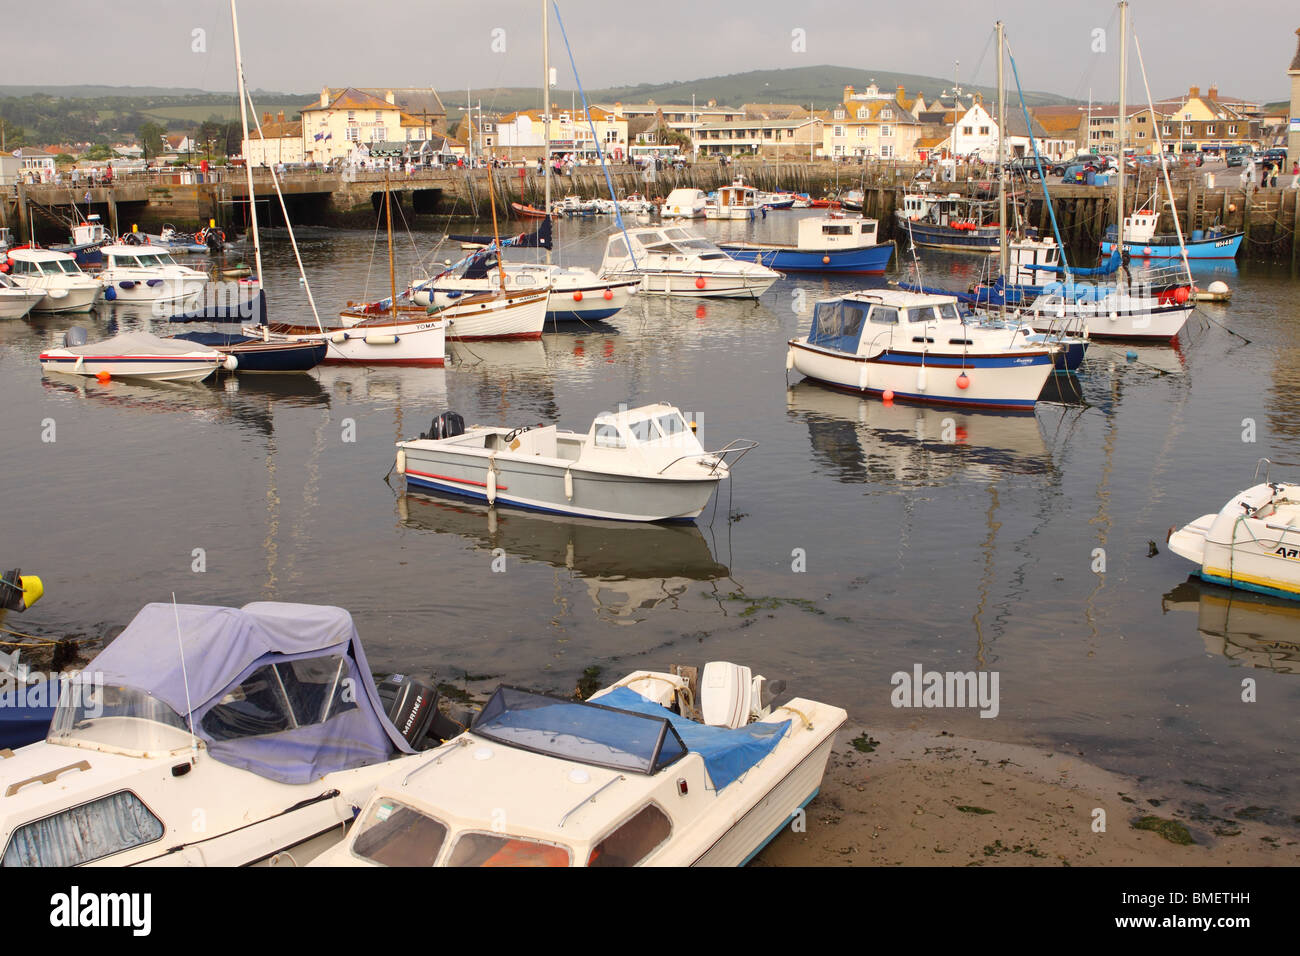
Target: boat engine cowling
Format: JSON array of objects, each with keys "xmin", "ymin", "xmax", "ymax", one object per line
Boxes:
[
  {"xmin": 700, "ymin": 662, "xmax": 786, "ymax": 729},
  {"xmin": 421, "ymin": 411, "xmax": 465, "ymax": 441},
  {"xmin": 377, "ymin": 674, "xmax": 475, "ymax": 750}
]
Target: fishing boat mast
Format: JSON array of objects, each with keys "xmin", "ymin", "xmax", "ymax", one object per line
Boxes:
[
  {"xmin": 385, "ymin": 162, "xmax": 396, "ymax": 323},
  {"xmin": 996, "ymin": 20, "xmax": 1007, "ymax": 309},
  {"xmin": 1116, "ymin": 0, "xmax": 1128, "ymax": 286},
  {"xmin": 542, "ymin": 0, "xmax": 552, "ymax": 264},
  {"xmin": 229, "ymin": 0, "xmax": 262, "ymax": 287}
]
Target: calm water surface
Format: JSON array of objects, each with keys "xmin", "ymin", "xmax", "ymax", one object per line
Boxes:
[{"xmin": 2, "ymin": 208, "xmax": 1297, "ymax": 824}]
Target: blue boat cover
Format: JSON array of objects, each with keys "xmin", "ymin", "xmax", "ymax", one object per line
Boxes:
[
  {"xmin": 597, "ymin": 687, "xmax": 790, "ymax": 791},
  {"xmin": 806, "ymin": 299, "xmax": 867, "ymax": 353},
  {"xmin": 88, "ymin": 603, "xmax": 413, "ymax": 784},
  {"xmin": 1025, "ymin": 247, "xmax": 1122, "ymax": 277}
]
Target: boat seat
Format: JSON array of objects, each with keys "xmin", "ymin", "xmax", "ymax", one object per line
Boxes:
[{"xmin": 511, "ymin": 425, "xmax": 558, "ymax": 458}]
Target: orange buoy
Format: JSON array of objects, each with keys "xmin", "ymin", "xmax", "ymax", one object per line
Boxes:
[
  {"xmin": 956, "ymin": 373, "xmax": 970, "ymax": 389},
  {"xmin": 882, "ymin": 388, "xmax": 895, "ymax": 403},
  {"xmin": 695, "ymin": 276, "xmax": 706, "ymax": 289},
  {"xmin": 96, "ymin": 370, "xmax": 111, "ymax": 383},
  {"xmin": 822, "ymin": 255, "xmax": 831, "ymax": 264},
  {"xmin": 1173, "ymin": 286, "xmax": 1189, "ymax": 304},
  {"xmin": 573, "ymin": 290, "xmax": 583, "ymax": 301},
  {"xmin": 603, "ymin": 288, "xmax": 613, "ymax": 300}
]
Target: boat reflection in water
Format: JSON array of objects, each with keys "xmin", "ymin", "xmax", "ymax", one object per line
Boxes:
[
  {"xmin": 1162, "ymin": 579, "xmax": 1300, "ymax": 675},
  {"xmin": 784, "ymin": 379, "xmax": 1057, "ymax": 486},
  {"xmin": 397, "ymin": 493, "xmax": 731, "ymax": 623}
]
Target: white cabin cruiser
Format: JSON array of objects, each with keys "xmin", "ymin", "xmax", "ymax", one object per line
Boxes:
[
  {"xmin": 1023, "ymin": 280, "xmax": 1191, "ymax": 342},
  {"xmin": 600, "ymin": 227, "xmax": 780, "ymax": 299},
  {"xmin": 786, "ymin": 289, "xmax": 1058, "ymax": 410},
  {"xmin": 396, "ymin": 403, "xmax": 757, "ymax": 522},
  {"xmin": 1167, "ymin": 462, "xmax": 1300, "ymax": 601},
  {"xmin": 0, "ymin": 273, "xmax": 46, "ymax": 319},
  {"xmin": 661, "ymin": 188, "xmax": 708, "ymax": 219},
  {"xmin": 39, "ymin": 328, "xmax": 234, "ymax": 382},
  {"xmin": 311, "ymin": 661, "xmax": 847, "ymax": 867},
  {"xmin": 0, "ymin": 602, "xmax": 468, "ymax": 867},
  {"xmin": 97, "ymin": 244, "xmax": 209, "ymax": 307},
  {"xmin": 4, "ymin": 248, "xmax": 102, "ymax": 313},
  {"xmin": 705, "ymin": 180, "xmax": 761, "ymax": 221}
]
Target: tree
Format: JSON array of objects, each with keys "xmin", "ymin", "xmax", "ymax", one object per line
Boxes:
[
  {"xmin": 138, "ymin": 121, "xmax": 167, "ymax": 161},
  {"xmin": 84, "ymin": 144, "xmax": 113, "ymax": 161}
]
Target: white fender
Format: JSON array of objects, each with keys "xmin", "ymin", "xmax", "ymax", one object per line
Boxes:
[
  {"xmin": 364, "ymin": 334, "xmax": 399, "ymax": 345},
  {"xmin": 916, "ymin": 366, "xmax": 927, "ymax": 392},
  {"xmin": 223, "ymin": 354, "xmax": 238, "ymax": 371},
  {"xmin": 785, "ymin": 348, "xmax": 795, "ymax": 371},
  {"xmin": 395, "ymin": 449, "xmax": 406, "ymax": 476},
  {"xmin": 486, "ymin": 462, "xmax": 498, "ymax": 505},
  {"xmin": 330, "ymin": 331, "xmax": 348, "ymax": 344},
  {"xmin": 857, "ymin": 361, "xmax": 869, "ymax": 391},
  {"xmin": 564, "ymin": 468, "xmax": 574, "ymax": 501}
]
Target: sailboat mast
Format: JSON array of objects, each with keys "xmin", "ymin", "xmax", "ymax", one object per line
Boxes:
[
  {"xmin": 542, "ymin": 0, "xmax": 552, "ymax": 263},
  {"xmin": 1117, "ymin": 0, "xmax": 1128, "ymax": 283},
  {"xmin": 486, "ymin": 166, "xmax": 507, "ymax": 291},
  {"xmin": 996, "ymin": 21, "xmax": 1007, "ymax": 289},
  {"xmin": 229, "ymin": 0, "xmax": 262, "ymax": 286},
  {"xmin": 385, "ymin": 162, "xmax": 395, "ymax": 321}
]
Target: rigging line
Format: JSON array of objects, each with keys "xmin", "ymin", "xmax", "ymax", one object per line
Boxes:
[{"xmin": 1006, "ymin": 38, "xmax": 1070, "ymax": 278}]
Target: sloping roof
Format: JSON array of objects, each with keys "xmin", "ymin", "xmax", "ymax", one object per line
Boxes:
[
  {"xmin": 249, "ymin": 121, "xmax": 302, "ymax": 140},
  {"xmin": 916, "ymin": 136, "xmax": 946, "ymax": 148},
  {"xmin": 741, "ymin": 103, "xmax": 811, "ymax": 120},
  {"xmin": 306, "ymin": 87, "xmax": 397, "ymax": 112},
  {"xmin": 366, "ymin": 88, "xmax": 446, "ymax": 116}
]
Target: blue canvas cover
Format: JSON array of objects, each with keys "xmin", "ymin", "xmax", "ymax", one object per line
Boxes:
[
  {"xmin": 89, "ymin": 603, "xmax": 413, "ymax": 784},
  {"xmin": 596, "ymin": 687, "xmax": 790, "ymax": 791},
  {"xmin": 806, "ymin": 299, "xmax": 868, "ymax": 353}
]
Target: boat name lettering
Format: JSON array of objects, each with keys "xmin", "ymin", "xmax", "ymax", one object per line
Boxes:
[{"xmin": 1275, "ymin": 546, "xmax": 1300, "ymax": 560}]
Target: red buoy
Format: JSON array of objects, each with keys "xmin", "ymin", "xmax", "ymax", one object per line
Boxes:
[
  {"xmin": 822, "ymin": 255, "xmax": 831, "ymax": 264},
  {"xmin": 695, "ymin": 276, "xmax": 706, "ymax": 289},
  {"xmin": 1173, "ymin": 286, "xmax": 1189, "ymax": 304},
  {"xmin": 956, "ymin": 373, "xmax": 971, "ymax": 389},
  {"xmin": 882, "ymin": 389, "xmax": 895, "ymax": 403},
  {"xmin": 603, "ymin": 288, "xmax": 613, "ymax": 300},
  {"xmin": 96, "ymin": 370, "xmax": 112, "ymax": 383},
  {"xmin": 573, "ymin": 290, "xmax": 583, "ymax": 301}
]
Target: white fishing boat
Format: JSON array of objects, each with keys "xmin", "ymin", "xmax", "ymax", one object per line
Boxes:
[
  {"xmin": 97, "ymin": 244, "xmax": 209, "ymax": 307},
  {"xmin": 1167, "ymin": 461, "xmax": 1300, "ymax": 602},
  {"xmin": 0, "ymin": 601, "xmax": 470, "ymax": 867},
  {"xmin": 661, "ymin": 188, "xmax": 708, "ymax": 219},
  {"xmin": 39, "ymin": 328, "xmax": 234, "ymax": 382},
  {"xmin": 0, "ymin": 273, "xmax": 46, "ymax": 319},
  {"xmin": 311, "ymin": 661, "xmax": 846, "ymax": 867},
  {"xmin": 396, "ymin": 403, "xmax": 756, "ymax": 522},
  {"xmin": 4, "ymin": 248, "xmax": 102, "ymax": 313},
  {"xmin": 786, "ymin": 289, "xmax": 1058, "ymax": 410},
  {"xmin": 1023, "ymin": 284, "xmax": 1190, "ymax": 342},
  {"xmin": 704, "ymin": 179, "xmax": 761, "ymax": 221},
  {"xmin": 599, "ymin": 226, "xmax": 780, "ymax": 298}
]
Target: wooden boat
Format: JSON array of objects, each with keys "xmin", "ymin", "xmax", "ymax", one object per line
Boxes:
[
  {"xmin": 311, "ymin": 661, "xmax": 846, "ymax": 867},
  {"xmin": 396, "ymin": 403, "xmax": 757, "ymax": 522},
  {"xmin": 512, "ymin": 201, "xmax": 550, "ymax": 219}
]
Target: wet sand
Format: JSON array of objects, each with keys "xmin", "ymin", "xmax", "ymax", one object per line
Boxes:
[{"xmin": 755, "ymin": 726, "xmax": 1300, "ymax": 866}]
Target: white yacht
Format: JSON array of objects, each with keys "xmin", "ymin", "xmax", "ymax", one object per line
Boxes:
[
  {"xmin": 97, "ymin": 244, "xmax": 209, "ymax": 308},
  {"xmin": 704, "ymin": 180, "xmax": 761, "ymax": 221},
  {"xmin": 661, "ymin": 188, "xmax": 708, "ymax": 219},
  {"xmin": 5, "ymin": 248, "xmax": 102, "ymax": 313},
  {"xmin": 599, "ymin": 226, "xmax": 781, "ymax": 298},
  {"xmin": 311, "ymin": 661, "xmax": 846, "ymax": 867},
  {"xmin": 0, "ymin": 273, "xmax": 46, "ymax": 319}
]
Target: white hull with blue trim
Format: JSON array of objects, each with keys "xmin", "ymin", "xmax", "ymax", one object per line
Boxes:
[{"xmin": 787, "ymin": 290, "xmax": 1058, "ymax": 411}]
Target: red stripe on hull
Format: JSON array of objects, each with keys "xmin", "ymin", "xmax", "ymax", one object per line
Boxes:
[{"xmin": 405, "ymin": 468, "xmax": 507, "ymax": 490}]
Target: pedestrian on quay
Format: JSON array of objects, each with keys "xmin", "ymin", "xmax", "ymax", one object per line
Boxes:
[{"xmin": 1270, "ymin": 164, "xmax": 1279, "ymax": 188}]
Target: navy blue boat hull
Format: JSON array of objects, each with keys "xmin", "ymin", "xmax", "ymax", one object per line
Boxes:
[{"xmin": 0, "ymin": 681, "xmax": 55, "ymax": 750}]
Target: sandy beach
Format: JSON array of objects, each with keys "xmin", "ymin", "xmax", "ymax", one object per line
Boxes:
[{"xmin": 755, "ymin": 725, "xmax": 1300, "ymax": 867}]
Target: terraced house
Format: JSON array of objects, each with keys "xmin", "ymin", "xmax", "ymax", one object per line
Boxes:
[
  {"xmin": 300, "ymin": 87, "xmax": 446, "ymax": 164},
  {"xmin": 821, "ymin": 85, "xmax": 923, "ymax": 160}
]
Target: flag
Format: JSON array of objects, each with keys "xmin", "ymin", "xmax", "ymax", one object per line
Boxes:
[{"xmin": 314, "ymin": 132, "xmax": 324, "ymax": 141}]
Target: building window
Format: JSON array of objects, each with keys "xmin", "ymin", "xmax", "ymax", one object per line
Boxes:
[
  {"xmin": 1206, "ymin": 126, "xmax": 1215, "ymax": 135},
  {"xmin": 857, "ymin": 108, "xmax": 868, "ymax": 119},
  {"xmin": 375, "ymin": 112, "xmax": 383, "ymax": 121},
  {"xmin": 881, "ymin": 144, "xmax": 894, "ymax": 158},
  {"xmin": 833, "ymin": 126, "xmax": 844, "ymax": 137},
  {"xmin": 962, "ymin": 126, "xmax": 972, "ymax": 135},
  {"xmin": 1228, "ymin": 125, "xmax": 1238, "ymax": 134},
  {"xmin": 881, "ymin": 125, "xmax": 892, "ymax": 137},
  {"xmin": 347, "ymin": 126, "xmax": 359, "ymax": 141},
  {"xmin": 1183, "ymin": 125, "xmax": 1192, "ymax": 135},
  {"xmin": 978, "ymin": 126, "xmax": 989, "ymax": 135},
  {"xmin": 1136, "ymin": 131, "xmax": 1145, "ymax": 139},
  {"xmin": 881, "ymin": 109, "xmax": 893, "ymax": 120},
  {"xmin": 834, "ymin": 109, "xmax": 845, "ymax": 120},
  {"xmin": 1137, "ymin": 115, "xmax": 1147, "ymax": 123},
  {"xmin": 1161, "ymin": 126, "xmax": 1171, "ymax": 136}
]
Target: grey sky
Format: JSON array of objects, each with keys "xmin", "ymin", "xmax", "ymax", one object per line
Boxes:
[{"xmin": 8, "ymin": 1, "xmax": 1297, "ymax": 104}]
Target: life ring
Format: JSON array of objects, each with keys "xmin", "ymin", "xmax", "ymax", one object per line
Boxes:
[{"xmin": 195, "ymin": 232, "xmax": 205, "ymax": 243}]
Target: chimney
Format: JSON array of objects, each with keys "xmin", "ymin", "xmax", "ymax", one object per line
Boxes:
[
  {"xmin": 844, "ymin": 85, "xmax": 855, "ymax": 103},
  {"xmin": 262, "ymin": 112, "xmax": 272, "ymax": 124},
  {"xmin": 320, "ymin": 86, "xmax": 330, "ymax": 108},
  {"xmin": 277, "ymin": 110, "xmax": 285, "ymax": 123},
  {"xmin": 707, "ymin": 99, "xmax": 717, "ymax": 108},
  {"xmin": 1189, "ymin": 85, "xmax": 1200, "ymax": 98},
  {"xmin": 1207, "ymin": 85, "xmax": 1218, "ymax": 100},
  {"xmin": 897, "ymin": 85, "xmax": 905, "ymax": 96},
  {"xmin": 385, "ymin": 90, "xmax": 395, "ymax": 105}
]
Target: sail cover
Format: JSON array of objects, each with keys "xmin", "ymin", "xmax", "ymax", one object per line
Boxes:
[{"xmin": 89, "ymin": 602, "xmax": 414, "ymax": 784}]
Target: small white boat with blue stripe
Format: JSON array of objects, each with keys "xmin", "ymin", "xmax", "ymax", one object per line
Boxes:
[{"xmin": 786, "ymin": 290, "xmax": 1059, "ymax": 411}]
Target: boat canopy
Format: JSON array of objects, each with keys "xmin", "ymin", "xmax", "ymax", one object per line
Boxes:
[
  {"xmin": 60, "ymin": 331, "xmax": 221, "ymax": 357},
  {"xmin": 86, "ymin": 602, "xmax": 414, "ymax": 783},
  {"xmin": 1026, "ymin": 247, "xmax": 1121, "ymax": 277},
  {"xmin": 806, "ymin": 299, "xmax": 868, "ymax": 353}
]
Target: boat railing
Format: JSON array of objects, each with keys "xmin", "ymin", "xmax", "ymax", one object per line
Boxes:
[
  {"xmin": 1254, "ymin": 457, "xmax": 1273, "ymax": 485},
  {"xmin": 559, "ymin": 774, "xmax": 626, "ymax": 828},
  {"xmin": 657, "ymin": 438, "xmax": 760, "ymax": 476}
]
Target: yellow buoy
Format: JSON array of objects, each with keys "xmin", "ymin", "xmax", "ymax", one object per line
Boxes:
[{"xmin": 19, "ymin": 575, "xmax": 43, "ymax": 610}]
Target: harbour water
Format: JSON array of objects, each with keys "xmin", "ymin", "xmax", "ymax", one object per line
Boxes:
[{"xmin": 2, "ymin": 208, "xmax": 1296, "ymax": 828}]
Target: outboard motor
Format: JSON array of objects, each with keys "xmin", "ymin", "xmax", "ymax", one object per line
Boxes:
[
  {"xmin": 420, "ymin": 411, "xmax": 465, "ymax": 441},
  {"xmin": 700, "ymin": 662, "xmax": 785, "ymax": 729},
  {"xmin": 205, "ymin": 229, "xmax": 222, "ymax": 254},
  {"xmin": 376, "ymin": 673, "xmax": 474, "ymax": 750},
  {"xmin": 63, "ymin": 327, "xmax": 88, "ymax": 348}
]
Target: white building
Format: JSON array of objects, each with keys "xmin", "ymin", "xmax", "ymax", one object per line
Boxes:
[
  {"xmin": 243, "ymin": 114, "xmax": 305, "ymax": 167},
  {"xmin": 951, "ymin": 101, "xmax": 1071, "ymax": 161},
  {"xmin": 301, "ymin": 87, "xmax": 445, "ymax": 164}
]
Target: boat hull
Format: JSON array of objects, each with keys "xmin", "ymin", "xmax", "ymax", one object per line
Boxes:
[
  {"xmin": 899, "ymin": 217, "xmax": 1000, "ymax": 252},
  {"xmin": 610, "ymin": 269, "xmax": 778, "ymax": 299},
  {"xmin": 1100, "ymin": 232, "xmax": 1243, "ymax": 260},
  {"xmin": 260, "ymin": 318, "xmax": 446, "ymax": 366},
  {"xmin": 171, "ymin": 333, "xmax": 327, "ymax": 373},
  {"xmin": 39, "ymin": 353, "xmax": 222, "ymax": 382},
  {"xmin": 1169, "ymin": 485, "xmax": 1300, "ymax": 601},
  {"xmin": 788, "ymin": 338, "xmax": 1054, "ymax": 411},
  {"xmin": 718, "ymin": 240, "xmax": 894, "ymax": 274},
  {"xmin": 401, "ymin": 447, "xmax": 722, "ymax": 522},
  {"xmin": 1027, "ymin": 300, "xmax": 1189, "ymax": 342}
]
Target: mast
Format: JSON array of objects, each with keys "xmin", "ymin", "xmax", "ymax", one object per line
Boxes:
[
  {"xmin": 996, "ymin": 21, "xmax": 1007, "ymax": 291},
  {"xmin": 486, "ymin": 165, "xmax": 507, "ymax": 292},
  {"xmin": 385, "ymin": 161, "xmax": 395, "ymax": 322},
  {"xmin": 230, "ymin": 0, "xmax": 262, "ymax": 286},
  {"xmin": 1117, "ymin": 0, "xmax": 1128, "ymax": 285},
  {"xmin": 542, "ymin": 0, "xmax": 552, "ymax": 261}
]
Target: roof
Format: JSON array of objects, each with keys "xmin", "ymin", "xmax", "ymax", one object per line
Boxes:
[
  {"xmin": 828, "ymin": 99, "xmax": 918, "ymax": 123},
  {"xmin": 916, "ymin": 136, "xmax": 946, "ymax": 148},
  {"xmin": 249, "ymin": 121, "xmax": 302, "ymax": 140},
  {"xmin": 306, "ymin": 87, "xmax": 399, "ymax": 113}
]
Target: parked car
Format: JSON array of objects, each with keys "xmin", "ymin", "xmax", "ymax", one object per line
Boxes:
[
  {"xmin": 1260, "ymin": 148, "xmax": 1288, "ymax": 166},
  {"xmin": 1050, "ymin": 154, "xmax": 1102, "ymax": 176},
  {"xmin": 1225, "ymin": 146, "xmax": 1253, "ymax": 168}
]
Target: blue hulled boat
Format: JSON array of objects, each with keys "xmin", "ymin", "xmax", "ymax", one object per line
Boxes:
[
  {"xmin": 718, "ymin": 214, "xmax": 894, "ymax": 274},
  {"xmin": 1100, "ymin": 210, "xmax": 1242, "ymax": 260}
]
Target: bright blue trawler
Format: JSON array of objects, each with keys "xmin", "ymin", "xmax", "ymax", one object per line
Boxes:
[{"xmin": 718, "ymin": 214, "xmax": 894, "ymax": 274}]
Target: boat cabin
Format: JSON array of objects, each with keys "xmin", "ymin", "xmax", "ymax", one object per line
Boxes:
[
  {"xmin": 101, "ymin": 245, "xmax": 184, "ymax": 270},
  {"xmin": 715, "ymin": 182, "xmax": 758, "ymax": 212},
  {"xmin": 805, "ymin": 291, "xmax": 964, "ymax": 354},
  {"xmin": 70, "ymin": 216, "xmax": 109, "ymax": 247},
  {"xmin": 1005, "ymin": 236, "xmax": 1061, "ymax": 285},
  {"xmin": 5, "ymin": 249, "xmax": 88, "ymax": 277},
  {"xmin": 796, "ymin": 215, "xmax": 880, "ymax": 251},
  {"xmin": 603, "ymin": 228, "xmax": 729, "ymax": 266}
]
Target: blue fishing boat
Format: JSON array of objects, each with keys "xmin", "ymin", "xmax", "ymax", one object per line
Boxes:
[
  {"xmin": 1100, "ymin": 210, "xmax": 1242, "ymax": 260},
  {"xmin": 896, "ymin": 191, "xmax": 1010, "ymax": 252},
  {"xmin": 718, "ymin": 215, "xmax": 894, "ymax": 274}
]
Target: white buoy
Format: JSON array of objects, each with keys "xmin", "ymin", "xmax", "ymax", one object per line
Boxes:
[
  {"xmin": 486, "ymin": 467, "xmax": 497, "ymax": 505},
  {"xmin": 1208, "ymin": 280, "xmax": 1229, "ymax": 295},
  {"xmin": 330, "ymin": 331, "xmax": 348, "ymax": 344},
  {"xmin": 395, "ymin": 449, "xmax": 406, "ymax": 475},
  {"xmin": 916, "ymin": 366, "xmax": 927, "ymax": 392},
  {"xmin": 564, "ymin": 469, "xmax": 574, "ymax": 501},
  {"xmin": 223, "ymin": 355, "xmax": 238, "ymax": 371},
  {"xmin": 785, "ymin": 348, "xmax": 795, "ymax": 371}
]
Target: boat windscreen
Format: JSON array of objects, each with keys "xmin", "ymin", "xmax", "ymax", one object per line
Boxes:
[
  {"xmin": 471, "ymin": 686, "xmax": 688, "ymax": 775},
  {"xmin": 806, "ymin": 300, "xmax": 867, "ymax": 353}
]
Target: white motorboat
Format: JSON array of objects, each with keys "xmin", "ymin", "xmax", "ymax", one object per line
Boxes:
[
  {"xmin": 0, "ymin": 601, "xmax": 468, "ymax": 867},
  {"xmin": 97, "ymin": 244, "xmax": 209, "ymax": 308},
  {"xmin": 705, "ymin": 179, "xmax": 761, "ymax": 221},
  {"xmin": 1023, "ymin": 283, "xmax": 1190, "ymax": 342},
  {"xmin": 396, "ymin": 403, "xmax": 757, "ymax": 522},
  {"xmin": 599, "ymin": 226, "xmax": 781, "ymax": 299},
  {"xmin": 310, "ymin": 661, "xmax": 846, "ymax": 867},
  {"xmin": 1167, "ymin": 462, "xmax": 1300, "ymax": 602},
  {"xmin": 255, "ymin": 305, "xmax": 448, "ymax": 366},
  {"xmin": 39, "ymin": 328, "xmax": 234, "ymax": 382},
  {"xmin": 786, "ymin": 289, "xmax": 1059, "ymax": 411},
  {"xmin": 4, "ymin": 248, "xmax": 103, "ymax": 313},
  {"xmin": 661, "ymin": 188, "xmax": 708, "ymax": 219},
  {"xmin": 0, "ymin": 273, "xmax": 46, "ymax": 319}
]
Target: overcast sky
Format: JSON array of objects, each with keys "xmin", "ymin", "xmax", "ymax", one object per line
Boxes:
[{"xmin": 7, "ymin": 1, "xmax": 1297, "ymax": 105}]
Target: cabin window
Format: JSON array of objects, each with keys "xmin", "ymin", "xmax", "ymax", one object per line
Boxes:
[
  {"xmin": 594, "ymin": 423, "xmax": 626, "ymax": 449},
  {"xmin": 589, "ymin": 803, "xmax": 672, "ymax": 867},
  {"xmin": 200, "ymin": 655, "xmax": 356, "ymax": 741},
  {"xmin": 351, "ymin": 799, "xmax": 448, "ymax": 867},
  {"xmin": 608, "ymin": 238, "xmax": 628, "ymax": 258},
  {"xmin": 656, "ymin": 413, "xmax": 688, "ymax": 438},
  {"xmin": 822, "ymin": 225, "xmax": 853, "ymax": 236},
  {"xmin": 446, "ymin": 832, "xmax": 571, "ymax": 867},
  {"xmin": 935, "ymin": 303, "xmax": 961, "ymax": 321},
  {"xmin": 869, "ymin": 306, "xmax": 898, "ymax": 325},
  {"xmin": 2, "ymin": 791, "xmax": 163, "ymax": 867},
  {"xmin": 628, "ymin": 418, "xmax": 661, "ymax": 443}
]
